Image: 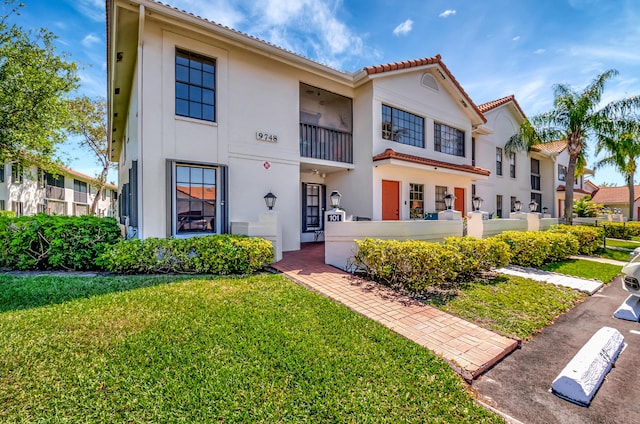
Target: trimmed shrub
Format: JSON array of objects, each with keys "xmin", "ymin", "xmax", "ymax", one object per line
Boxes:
[
  {"xmin": 492, "ymin": 231, "xmax": 579, "ymax": 267},
  {"xmin": 602, "ymin": 222, "xmax": 640, "ymax": 240},
  {"xmin": 353, "ymin": 237, "xmax": 511, "ymax": 293},
  {"xmin": 0, "ymin": 210, "xmax": 15, "ymax": 218},
  {"xmin": 98, "ymin": 234, "xmax": 274, "ymax": 275},
  {"xmin": 0, "ymin": 214, "xmax": 122, "ymax": 270},
  {"xmin": 548, "ymin": 224, "xmax": 603, "ymax": 255}
]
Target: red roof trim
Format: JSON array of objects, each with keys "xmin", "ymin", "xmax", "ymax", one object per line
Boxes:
[
  {"xmin": 478, "ymin": 95, "xmax": 527, "ymax": 119},
  {"xmin": 373, "ymin": 148, "xmax": 491, "ymax": 176},
  {"xmin": 556, "ymin": 185, "xmax": 592, "ymax": 195}
]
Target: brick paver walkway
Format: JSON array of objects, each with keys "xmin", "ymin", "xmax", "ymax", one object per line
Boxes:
[{"xmin": 273, "ymin": 243, "xmax": 519, "ymax": 380}]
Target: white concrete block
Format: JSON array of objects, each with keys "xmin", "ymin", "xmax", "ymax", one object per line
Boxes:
[
  {"xmin": 551, "ymin": 327, "xmax": 625, "ymax": 406},
  {"xmin": 613, "ymin": 295, "xmax": 640, "ymax": 322}
]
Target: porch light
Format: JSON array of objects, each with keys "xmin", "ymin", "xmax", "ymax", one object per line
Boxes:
[
  {"xmin": 542, "ymin": 206, "xmax": 548, "ymax": 214},
  {"xmin": 472, "ymin": 196, "xmax": 483, "ymax": 211},
  {"xmin": 514, "ymin": 200, "xmax": 522, "ymax": 212},
  {"xmin": 264, "ymin": 192, "xmax": 277, "ymax": 210},
  {"xmin": 529, "ymin": 200, "xmax": 538, "ymax": 213},
  {"xmin": 329, "ymin": 190, "xmax": 342, "ymax": 209},
  {"xmin": 444, "ymin": 193, "xmax": 455, "ymax": 210}
]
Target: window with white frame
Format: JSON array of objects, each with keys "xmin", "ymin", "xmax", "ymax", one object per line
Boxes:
[
  {"xmin": 47, "ymin": 200, "xmax": 66, "ymax": 216},
  {"xmin": 409, "ymin": 183, "xmax": 424, "ymax": 219},
  {"xmin": 303, "ymin": 183, "xmax": 324, "ymax": 232},
  {"xmin": 496, "ymin": 195, "xmax": 503, "ymax": 218},
  {"xmin": 381, "ymin": 104, "xmax": 424, "ymax": 147},
  {"xmin": 11, "ymin": 163, "xmax": 23, "ymax": 184},
  {"xmin": 174, "ymin": 163, "xmax": 217, "ymax": 235},
  {"xmin": 509, "ymin": 152, "xmax": 516, "ymax": 178},
  {"xmin": 496, "ymin": 147, "xmax": 503, "ymax": 176},
  {"xmin": 12, "ymin": 201, "xmax": 23, "ymax": 217},
  {"xmin": 73, "ymin": 203, "xmax": 89, "ymax": 216},
  {"xmin": 510, "ymin": 196, "xmax": 516, "ymax": 212},
  {"xmin": 435, "ymin": 185, "xmax": 447, "ymax": 212},
  {"xmin": 558, "ymin": 164, "xmax": 566, "ymax": 181},
  {"xmin": 175, "ymin": 49, "xmax": 216, "ymax": 122},
  {"xmin": 74, "ymin": 179, "xmax": 88, "ymax": 203},
  {"xmin": 531, "ymin": 158, "xmax": 541, "ymax": 190},
  {"xmin": 434, "ymin": 123, "xmax": 465, "ymax": 157}
]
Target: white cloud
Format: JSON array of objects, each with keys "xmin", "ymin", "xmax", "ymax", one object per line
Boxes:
[
  {"xmin": 69, "ymin": 0, "xmax": 104, "ymax": 22},
  {"xmin": 534, "ymin": 48, "xmax": 546, "ymax": 54},
  {"xmin": 393, "ymin": 19, "xmax": 413, "ymax": 36},
  {"xmin": 439, "ymin": 9, "xmax": 456, "ymax": 18},
  {"xmin": 512, "ymin": 36, "xmax": 520, "ymax": 41},
  {"xmin": 81, "ymin": 34, "xmax": 101, "ymax": 48}
]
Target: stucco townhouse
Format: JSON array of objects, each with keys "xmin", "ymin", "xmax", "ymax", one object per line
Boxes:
[
  {"xmin": 107, "ymin": 0, "xmax": 577, "ymax": 253},
  {"xmin": 0, "ymin": 162, "xmax": 118, "ymax": 217}
]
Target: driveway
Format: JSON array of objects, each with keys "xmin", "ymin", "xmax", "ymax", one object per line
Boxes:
[{"xmin": 473, "ymin": 276, "xmax": 640, "ymax": 423}]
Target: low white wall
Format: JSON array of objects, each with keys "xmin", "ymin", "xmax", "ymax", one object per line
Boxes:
[
  {"xmin": 574, "ymin": 215, "xmax": 625, "ymax": 225},
  {"xmin": 467, "ymin": 217, "xmax": 527, "ymax": 238},
  {"xmin": 539, "ymin": 217, "xmax": 559, "ymax": 231},
  {"xmin": 324, "ymin": 219, "xmax": 463, "ymax": 270},
  {"xmin": 230, "ymin": 211, "xmax": 282, "ymax": 262}
]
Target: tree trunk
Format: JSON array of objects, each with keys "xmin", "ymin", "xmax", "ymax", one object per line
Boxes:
[
  {"xmin": 629, "ymin": 172, "xmax": 635, "ymax": 221},
  {"xmin": 564, "ymin": 153, "xmax": 578, "ymax": 225},
  {"xmin": 90, "ymin": 167, "xmax": 109, "ymax": 215}
]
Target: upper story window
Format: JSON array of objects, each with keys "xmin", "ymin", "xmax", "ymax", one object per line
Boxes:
[
  {"xmin": 531, "ymin": 158, "xmax": 541, "ymax": 191},
  {"xmin": 74, "ymin": 179, "xmax": 88, "ymax": 203},
  {"xmin": 381, "ymin": 104, "xmax": 424, "ymax": 148},
  {"xmin": 175, "ymin": 49, "xmax": 216, "ymax": 122},
  {"xmin": 11, "ymin": 163, "xmax": 23, "ymax": 184},
  {"xmin": 509, "ymin": 153, "xmax": 516, "ymax": 178},
  {"xmin": 558, "ymin": 164, "xmax": 566, "ymax": 181},
  {"xmin": 496, "ymin": 147, "xmax": 503, "ymax": 176},
  {"xmin": 434, "ymin": 123, "xmax": 464, "ymax": 157}
]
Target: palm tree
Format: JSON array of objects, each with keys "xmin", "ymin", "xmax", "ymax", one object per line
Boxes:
[
  {"xmin": 594, "ymin": 117, "xmax": 640, "ymax": 220},
  {"xmin": 506, "ymin": 70, "xmax": 640, "ymax": 224}
]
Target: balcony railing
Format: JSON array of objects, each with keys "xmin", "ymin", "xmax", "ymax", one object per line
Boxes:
[
  {"xmin": 74, "ymin": 190, "xmax": 88, "ymax": 204},
  {"xmin": 300, "ymin": 123, "xmax": 353, "ymax": 164},
  {"xmin": 45, "ymin": 185, "xmax": 65, "ymax": 201}
]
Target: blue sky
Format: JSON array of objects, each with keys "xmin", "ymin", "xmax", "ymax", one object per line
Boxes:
[{"xmin": 11, "ymin": 0, "xmax": 640, "ymax": 185}]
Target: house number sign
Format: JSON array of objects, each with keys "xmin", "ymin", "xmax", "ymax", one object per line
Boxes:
[
  {"xmin": 326, "ymin": 213, "xmax": 342, "ymax": 222},
  {"xmin": 256, "ymin": 131, "xmax": 278, "ymax": 142}
]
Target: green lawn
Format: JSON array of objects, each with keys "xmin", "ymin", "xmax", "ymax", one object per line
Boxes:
[
  {"xmin": 541, "ymin": 259, "xmax": 622, "ymax": 283},
  {"xmin": 605, "ymin": 238, "xmax": 640, "ymax": 249},
  {"xmin": 0, "ymin": 274, "xmax": 500, "ymax": 423},
  {"xmin": 596, "ymin": 247, "xmax": 631, "ymax": 262},
  {"xmin": 425, "ymin": 275, "xmax": 586, "ymax": 340}
]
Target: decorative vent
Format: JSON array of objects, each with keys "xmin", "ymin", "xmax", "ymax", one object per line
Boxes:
[{"xmin": 421, "ymin": 73, "xmax": 439, "ymax": 91}]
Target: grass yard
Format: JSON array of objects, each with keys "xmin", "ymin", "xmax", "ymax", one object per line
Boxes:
[
  {"xmin": 541, "ymin": 259, "xmax": 622, "ymax": 283},
  {"xmin": 424, "ymin": 275, "xmax": 586, "ymax": 340},
  {"xmin": 0, "ymin": 274, "xmax": 500, "ymax": 423},
  {"xmin": 605, "ymin": 238, "xmax": 640, "ymax": 249},
  {"xmin": 596, "ymin": 247, "xmax": 631, "ymax": 262}
]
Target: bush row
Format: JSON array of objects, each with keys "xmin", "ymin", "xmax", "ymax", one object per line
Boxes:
[
  {"xmin": 98, "ymin": 235, "xmax": 274, "ymax": 274},
  {"xmin": 601, "ymin": 222, "xmax": 640, "ymax": 240},
  {"xmin": 548, "ymin": 224, "xmax": 603, "ymax": 255},
  {"xmin": 352, "ymin": 237, "xmax": 511, "ymax": 292},
  {"xmin": 0, "ymin": 214, "xmax": 122, "ymax": 270},
  {"xmin": 492, "ymin": 231, "xmax": 579, "ymax": 267}
]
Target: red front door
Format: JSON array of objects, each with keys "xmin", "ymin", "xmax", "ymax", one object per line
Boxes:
[
  {"xmin": 382, "ymin": 180, "xmax": 400, "ymax": 220},
  {"xmin": 454, "ymin": 187, "xmax": 465, "ymax": 215}
]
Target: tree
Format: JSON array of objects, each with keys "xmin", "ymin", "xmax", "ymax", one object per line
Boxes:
[
  {"xmin": 67, "ymin": 96, "xmax": 115, "ymax": 214},
  {"xmin": 0, "ymin": 1, "xmax": 78, "ymax": 167},
  {"xmin": 594, "ymin": 117, "xmax": 640, "ymax": 220},
  {"xmin": 573, "ymin": 195, "xmax": 602, "ymax": 218},
  {"xmin": 506, "ymin": 70, "xmax": 640, "ymax": 224}
]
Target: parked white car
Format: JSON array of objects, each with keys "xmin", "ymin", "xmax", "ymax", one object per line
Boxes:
[{"xmin": 622, "ymin": 254, "xmax": 640, "ymax": 297}]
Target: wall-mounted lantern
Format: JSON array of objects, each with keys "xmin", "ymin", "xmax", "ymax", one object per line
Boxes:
[
  {"xmin": 329, "ymin": 190, "xmax": 342, "ymax": 209},
  {"xmin": 264, "ymin": 192, "xmax": 277, "ymax": 211}
]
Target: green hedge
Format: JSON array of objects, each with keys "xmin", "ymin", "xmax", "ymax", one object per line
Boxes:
[
  {"xmin": 602, "ymin": 222, "xmax": 640, "ymax": 239},
  {"xmin": 352, "ymin": 237, "xmax": 511, "ymax": 293},
  {"xmin": 548, "ymin": 224, "xmax": 603, "ymax": 255},
  {"xmin": 0, "ymin": 210, "xmax": 15, "ymax": 218},
  {"xmin": 492, "ymin": 231, "xmax": 579, "ymax": 267},
  {"xmin": 0, "ymin": 214, "xmax": 122, "ymax": 270},
  {"xmin": 98, "ymin": 234, "xmax": 274, "ymax": 275}
]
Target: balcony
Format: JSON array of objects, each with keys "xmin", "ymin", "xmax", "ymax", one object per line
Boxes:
[
  {"xmin": 74, "ymin": 190, "xmax": 88, "ymax": 204},
  {"xmin": 45, "ymin": 185, "xmax": 65, "ymax": 201},
  {"xmin": 300, "ymin": 123, "xmax": 353, "ymax": 164}
]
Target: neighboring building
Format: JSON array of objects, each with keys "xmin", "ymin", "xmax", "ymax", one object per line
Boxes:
[
  {"xmin": 0, "ymin": 162, "xmax": 117, "ymax": 218},
  {"xmin": 107, "ymin": 0, "xmax": 573, "ymax": 251},
  {"xmin": 591, "ymin": 184, "xmax": 640, "ymax": 220}
]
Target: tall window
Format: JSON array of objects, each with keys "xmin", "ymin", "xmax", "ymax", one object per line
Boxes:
[
  {"xmin": 381, "ymin": 104, "xmax": 424, "ymax": 147},
  {"xmin": 509, "ymin": 152, "xmax": 516, "ymax": 178},
  {"xmin": 0, "ymin": 164, "xmax": 4, "ymax": 182},
  {"xmin": 531, "ymin": 193, "xmax": 542, "ymax": 212},
  {"xmin": 12, "ymin": 201, "xmax": 23, "ymax": 217},
  {"xmin": 11, "ymin": 163, "xmax": 23, "ymax": 184},
  {"xmin": 434, "ymin": 123, "xmax": 465, "ymax": 157},
  {"xmin": 175, "ymin": 164, "xmax": 216, "ymax": 234},
  {"xmin": 409, "ymin": 183, "xmax": 424, "ymax": 219},
  {"xmin": 531, "ymin": 158, "xmax": 541, "ymax": 191},
  {"xmin": 496, "ymin": 147, "xmax": 503, "ymax": 176},
  {"xmin": 471, "ymin": 137, "xmax": 476, "ymax": 166},
  {"xmin": 435, "ymin": 185, "xmax": 447, "ymax": 212},
  {"xmin": 558, "ymin": 164, "xmax": 566, "ymax": 181},
  {"xmin": 303, "ymin": 183, "xmax": 323, "ymax": 232},
  {"xmin": 496, "ymin": 195, "xmax": 503, "ymax": 218},
  {"xmin": 510, "ymin": 196, "xmax": 517, "ymax": 212},
  {"xmin": 175, "ymin": 49, "xmax": 216, "ymax": 122},
  {"xmin": 74, "ymin": 179, "xmax": 88, "ymax": 203}
]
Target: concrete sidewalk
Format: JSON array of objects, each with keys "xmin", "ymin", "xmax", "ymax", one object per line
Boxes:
[
  {"xmin": 497, "ymin": 265, "xmax": 605, "ymax": 294},
  {"xmin": 272, "ymin": 243, "xmax": 518, "ymax": 380}
]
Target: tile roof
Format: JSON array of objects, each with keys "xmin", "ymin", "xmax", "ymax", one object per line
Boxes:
[
  {"xmin": 58, "ymin": 165, "xmax": 118, "ymax": 190},
  {"xmin": 372, "ymin": 148, "xmax": 491, "ymax": 176},
  {"xmin": 591, "ymin": 185, "xmax": 640, "ymax": 204},
  {"xmin": 556, "ymin": 185, "xmax": 593, "ymax": 195},
  {"xmin": 477, "ymin": 95, "xmax": 527, "ymax": 119},
  {"xmin": 538, "ymin": 140, "xmax": 567, "ymax": 154},
  {"xmin": 364, "ymin": 55, "xmax": 487, "ymax": 124}
]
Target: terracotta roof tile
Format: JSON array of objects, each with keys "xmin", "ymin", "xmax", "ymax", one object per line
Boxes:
[
  {"xmin": 556, "ymin": 185, "xmax": 593, "ymax": 195},
  {"xmin": 477, "ymin": 95, "xmax": 526, "ymax": 119},
  {"xmin": 538, "ymin": 140, "xmax": 567, "ymax": 154},
  {"xmin": 372, "ymin": 148, "xmax": 491, "ymax": 177},
  {"xmin": 364, "ymin": 55, "xmax": 487, "ymax": 124},
  {"xmin": 591, "ymin": 185, "xmax": 640, "ymax": 204}
]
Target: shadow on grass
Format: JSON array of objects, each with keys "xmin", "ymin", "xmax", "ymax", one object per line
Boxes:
[
  {"xmin": 0, "ymin": 274, "xmax": 208, "ymax": 313},
  {"xmin": 419, "ymin": 274, "xmax": 509, "ymax": 307},
  {"xmin": 540, "ymin": 259, "xmax": 579, "ymax": 273}
]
